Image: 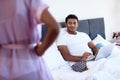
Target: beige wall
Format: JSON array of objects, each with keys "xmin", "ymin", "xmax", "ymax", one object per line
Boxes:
[{"xmin": 44, "ymin": 0, "xmax": 120, "ymax": 40}]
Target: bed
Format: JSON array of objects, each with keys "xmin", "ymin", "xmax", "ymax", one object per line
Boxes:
[{"xmin": 41, "ymin": 18, "xmax": 120, "ymax": 80}]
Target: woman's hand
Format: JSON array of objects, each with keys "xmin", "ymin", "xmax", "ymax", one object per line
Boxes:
[{"xmin": 34, "ymin": 42, "xmax": 45, "ymax": 56}]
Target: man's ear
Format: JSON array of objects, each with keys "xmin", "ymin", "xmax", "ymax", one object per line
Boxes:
[{"xmin": 65, "ymin": 23, "xmax": 67, "ymax": 27}]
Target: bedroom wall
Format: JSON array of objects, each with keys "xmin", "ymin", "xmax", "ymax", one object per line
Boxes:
[{"xmin": 44, "ymin": 0, "xmax": 120, "ymax": 40}]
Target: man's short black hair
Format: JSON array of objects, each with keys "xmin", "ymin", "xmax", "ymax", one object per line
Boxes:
[{"xmin": 65, "ymin": 14, "xmax": 78, "ymax": 23}]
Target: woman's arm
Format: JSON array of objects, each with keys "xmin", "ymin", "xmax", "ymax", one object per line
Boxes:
[{"xmin": 35, "ymin": 9, "xmax": 60, "ymax": 56}]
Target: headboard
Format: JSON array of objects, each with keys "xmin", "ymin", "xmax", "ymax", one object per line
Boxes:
[{"xmin": 40, "ymin": 17, "xmax": 105, "ymax": 41}]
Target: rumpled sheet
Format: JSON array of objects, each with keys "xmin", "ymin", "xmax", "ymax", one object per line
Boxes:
[{"xmin": 51, "ymin": 46, "xmax": 120, "ymax": 80}]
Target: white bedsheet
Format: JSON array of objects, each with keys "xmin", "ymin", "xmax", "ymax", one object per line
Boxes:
[{"xmin": 50, "ymin": 46, "xmax": 120, "ymax": 80}]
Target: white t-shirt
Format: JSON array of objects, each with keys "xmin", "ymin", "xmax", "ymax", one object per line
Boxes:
[{"xmin": 56, "ymin": 28, "xmax": 92, "ymax": 66}]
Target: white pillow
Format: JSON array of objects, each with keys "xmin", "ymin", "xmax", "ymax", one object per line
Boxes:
[
  {"xmin": 43, "ymin": 42, "xmax": 68, "ymax": 71},
  {"xmin": 92, "ymin": 34, "xmax": 111, "ymax": 48}
]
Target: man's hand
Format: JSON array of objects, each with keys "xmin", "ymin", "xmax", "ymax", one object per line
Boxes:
[{"xmin": 81, "ymin": 52, "xmax": 91, "ymax": 61}]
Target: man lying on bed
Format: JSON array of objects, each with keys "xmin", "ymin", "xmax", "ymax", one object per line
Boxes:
[{"xmin": 56, "ymin": 14, "xmax": 99, "ymax": 72}]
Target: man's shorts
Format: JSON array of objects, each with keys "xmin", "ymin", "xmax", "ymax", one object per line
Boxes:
[{"xmin": 71, "ymin": 61, "xmax": 87, "ymax": 72}]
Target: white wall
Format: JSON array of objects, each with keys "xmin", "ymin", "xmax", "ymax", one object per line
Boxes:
[{"xmin": 44, "ymin": 0, "xmax": 120, "ymax": 40}]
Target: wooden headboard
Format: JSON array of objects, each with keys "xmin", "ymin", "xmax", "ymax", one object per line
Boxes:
[{"xmin": 41, "ymin": 17, "xmax": 105, "ymax": 41}]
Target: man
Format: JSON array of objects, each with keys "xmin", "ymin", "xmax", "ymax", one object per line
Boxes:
[{"xmin": 56, "ymin": 14, "xmax": 98, "ymax": 72}]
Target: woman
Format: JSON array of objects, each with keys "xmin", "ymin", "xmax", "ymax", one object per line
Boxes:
[{"xmin": 0, "ymin": 0, "xmax": 59, "ymax": 80}]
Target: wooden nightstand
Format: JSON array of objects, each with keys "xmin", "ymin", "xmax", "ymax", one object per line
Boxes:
[
  {"xmin": 116, "ymin": 43, "xmax": 120, "ymax": 49},
  {"xmin": 109, "ymin": 40, "xmax": 120, "ymax": 49},
  {"xmin": 116, "ymin": 45, "xmax": 120, "ymax": 49}
]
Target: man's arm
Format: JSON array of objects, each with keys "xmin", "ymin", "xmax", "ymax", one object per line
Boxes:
[
  {"xmin": 88, "ymin": 41, "xmax": 99, "ymax": 56},
  {"xmin": 57, "ymin": 45, "xmax": 90, "ymax": 62}
]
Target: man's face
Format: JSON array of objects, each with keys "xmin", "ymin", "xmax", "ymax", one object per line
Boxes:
[{"xmin": 66, "ymin": 18, "xmax": 78, "ymax": 33}]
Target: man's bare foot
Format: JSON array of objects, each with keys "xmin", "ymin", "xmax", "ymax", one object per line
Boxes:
[{"xmin": 84, "ymin": 66, "xmax": 88, "ymax": 71}]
